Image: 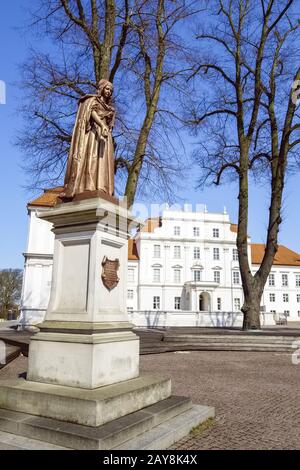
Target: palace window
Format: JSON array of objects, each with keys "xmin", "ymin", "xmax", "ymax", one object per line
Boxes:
[
  {"xmin": 153, "ymin": 268, "xmax": 161, "ymax": 282},
  {"xmin": 128, "ymin": 268, "xmax": 134, "ymax": 282},
  {"xmin": 233, "ymin": 249, "xmax": 238, "ymax": 261},
  {"xmin": 297, "ymin": 294, "xmax": 300, "ymax": 303},
  {"xmin": 269, "ymin": 293, "xmax": 275, "ymax": 302},
  {"xmin": 283, "ymin": 293, "xmax": 289, "ymax": 303},
  {"xmin": 269, "ymin": 273, "xmax": 275, "ymax": 287},
  {"xmin": 194, "ymin": 270, "xmax": 201, "ymax": 282},
  {"xmin": 214, "ymin": 271, "xmax": 220, "ymax": 283},
  {"xmin": 217, "ymin": 298, "xmax": 222, "ymax": 311},
  {"xmin": 284, "ymin": 310, "xmax": 290, "ymax": 317},
  {"xmin": 174, "ymin": 269, "xmax": 181, "ymax": 283},
  {"xmin": 193, "ymin": 247, "xmax": 200, "ymax": 259},
  {"xmin": 233, "ymin": 271, "xmax": 240, "ymax": 284},
  {"xmin": 174, "ymin": 246, "xmax": 181, "ymax": 259},
  {"xmin": 282, "ymin": 274, "xmax": 288, "ymax": 287},
  {"xmin": 127, "ymin": 289, "xmax": 134, "ymax": 299},
  {"xmin": 174, "ymin": 226, "xmax": 180, "ymax": 236},
  {"xmin": 296, "ymin": 274, "xmax": 300, "ymax": 287},
  {"xmin": 234, "ymin": 298, "xmax": 241, "ymax": 311},
  {"xmin": 174, "ymin": 297, "xmax": 181, "ymax": 310},
  {"xmin": 153, "ymin": 296, "xmax": 160, "ymax": 310},
  {"xmin": 153, "ymin": 245, "xmax": 161, "ymax": 258},
  {"xmin": 213, "ymin": 228, "xmax": 219, "ymax": 238},
  {"xmin": 213, "ymin": 247, "xmax": 220, "ymax": 260},
  {"xmin": 193, "ymin": 227, "xmax": 200, "ymax": 237}
]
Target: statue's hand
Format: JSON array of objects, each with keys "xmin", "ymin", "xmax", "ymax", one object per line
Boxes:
[{"xmin": 102, "ymin": 125, "xmax": 109, "ymax": 138}]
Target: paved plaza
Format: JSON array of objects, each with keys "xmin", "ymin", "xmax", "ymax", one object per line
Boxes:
[{"xmin": 0, "ymin": 349, "xmax": 299, "ymax": 450}]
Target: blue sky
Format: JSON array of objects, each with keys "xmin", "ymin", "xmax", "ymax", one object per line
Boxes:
[{"xmin": 0, "ymin": 1, "xmax": 300, "ymax": 269}]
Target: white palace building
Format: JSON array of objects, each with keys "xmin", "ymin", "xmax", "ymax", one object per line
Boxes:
[{"xmin": 19, "ymin": 188, "xmax": 300, "ymax": 328}]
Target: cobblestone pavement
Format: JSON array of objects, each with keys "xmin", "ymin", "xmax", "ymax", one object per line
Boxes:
[
  {"xmin": 1, "ymin": 351, "xmax": 300, "ymax": 450},
  {"xmin": 140, "ymin": 350, "xmax": 300, "ymax": 450}
]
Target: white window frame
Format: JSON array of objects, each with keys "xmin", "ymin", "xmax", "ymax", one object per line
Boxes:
[
  {"xmin": 269, "ymin": 273, "xmax": 275, "ymax": 287},
  {"xmin": 234, "ymin": 298, "xmax": 241, "ymax": 311},
  {"xmin": 213, "ymin": 247, "xmax": 220, "ymax": 260},
  {"xmin": 283, "ymin": 293, "xmax": 289, "ymax": 303},
  {"xmin": 269, "ymin": 293, "xmax": 275, "ymax": 302},
  {"xmin": 233, "ymin": 271, "xmax": 240, "ymax": 285},
  {"xmin": 233, "ymin": 249, "xmax": 238, "ymax": 261},
  {"xmin": 194, "ymin": 270, "xmax": 201, "ymax": 282},
  {"xmin": 193, "ymin": 247, "xmax": 200, "ymax": 259},
  {"xmin": 153, "ymin": 244, "xmax": 161, "ymax": 258},
  {"xmin": 174, "ymin": 269, "xmax": 181, "ymax": 283},
  {"xmin": 174, "ymin": 245, "xmax": 181, "ymax": 259},
  {"xmin": 174, "ymin": 297, "xmax": 181, "ymax": 310},
  {"xmin": 214, "ymin": 271, "xmax": 220, "ymax": 283},
  {"xmin": 153, "ymin": 296, "xmax": 160, "ymax": 310},
  {"xmin": 213, "ymin": 228, "xmax": 219, "ymax": 238},
  {"xmin": 282, "ymin": 274, "xmax": 288, "ymax": 287},
  {"xmin": 193, "ymin": 227, "xmax": 200, "ymax": 237},
  {"xmin": 153, "ymin": 268, "xmax": 161, "ymax": 282},
  {"xmin": 127, "ymin": 289, "xmax": 134, "ymax": 299},
  {"xmin": 174, "ymin": 226, "xmax": 180, "ymax": 236},
  {"xmin": 128, "ymin": 268, "xmax": 134, "ymax": 282}
]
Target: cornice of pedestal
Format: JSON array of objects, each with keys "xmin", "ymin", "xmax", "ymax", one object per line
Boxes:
[
  {"xmin": 37, "ymin": 320, "xmax": 135, "ymax": 335},
  {"xmin": 37, "ymin": 195, "xmax": 143, "ymax": 237}
]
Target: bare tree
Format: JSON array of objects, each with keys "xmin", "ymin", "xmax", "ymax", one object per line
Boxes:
[
  {"xmin": 0, "ymin": 270, "xmax": 23, "ymax": 319},
  {"xmin": 186, "ymin": 0, "xmax": 300, "ymax": 329},
  {"xmin": 17, "ymin": 0, "xmax": 201, "ymax": 206}
]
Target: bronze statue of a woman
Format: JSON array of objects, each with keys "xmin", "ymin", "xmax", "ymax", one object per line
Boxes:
[{"xmin": 61, "ymin": 79, "xmax": 115, "ymax": 199}]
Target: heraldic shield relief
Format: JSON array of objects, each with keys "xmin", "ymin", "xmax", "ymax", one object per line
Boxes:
[{"xmin": 101, "ymin": 256, "xmax": 120, "ymax": 291}]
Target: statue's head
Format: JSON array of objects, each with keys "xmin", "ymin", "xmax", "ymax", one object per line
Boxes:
[{"xmin": 98, "ymin": 79, "xmax": 113, "ymax": 102}]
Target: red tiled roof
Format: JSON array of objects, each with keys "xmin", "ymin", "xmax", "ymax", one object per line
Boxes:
[
  {"xmin": 251, "ymin": 244, "xmax": 300, "ymax": 266},
  {"xmin": 128, "ymin": 239, "xmax": 139, "ymax": 260}
]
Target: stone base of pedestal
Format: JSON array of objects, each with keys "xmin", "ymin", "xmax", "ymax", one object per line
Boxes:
[
  {"xmin": 27, "ymin": 329, "xmax": 140, "ymax": 389},
  {"xmin": 0, "ymin": 375, "xmax": 171, "ymax": 427},
  {"xmin": 0, "ymin": 394, "xmax": 214, "ymax": 450}
]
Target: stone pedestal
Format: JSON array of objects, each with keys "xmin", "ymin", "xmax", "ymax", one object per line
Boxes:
[
  {"xmin": 0, "ymin": 195, "xmax": 215, "ymax": 448},
  {"xmin": 27, "ymin": 196, "xmax": 139, "ymax": 389}
]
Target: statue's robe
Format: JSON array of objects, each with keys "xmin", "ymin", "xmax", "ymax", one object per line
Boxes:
[{"xmin": 63, "ymin": 94, "xmax": 115, "ymax": 198}]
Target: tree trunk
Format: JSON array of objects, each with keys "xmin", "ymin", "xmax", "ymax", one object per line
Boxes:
[
  {"xmin": 242, "ymin": 288, "xmax": 262, "ymax": 330},
  {"xmin": 125, "ymin": 105, "xmax": 158, "ymax": 207}
]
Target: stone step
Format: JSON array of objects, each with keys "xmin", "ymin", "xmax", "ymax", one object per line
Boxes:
[
  {"xmin": 116, "ymin": 404, "xmax": 215, "ymax": 450},
  {"xmin": 169, "ymin": 338, "xmax": 296, "ymax": 345},
  {"xmin": 163, "ymin": 334, "xmax": 300, "ymax": 344},
  {"xmin": 165, "ymin": 343, "xmax": 294, "ymax": 352},
  {"xmin": 0, "ymin": 396, "xmax": 194, "ymax": 450},
  {"xmin": 0, "ymin": 375, "xmax": 171, "ymax": 427},
  {"xmin": 0, "ymin": 430, "xmax": 69, "ymax": 450}
]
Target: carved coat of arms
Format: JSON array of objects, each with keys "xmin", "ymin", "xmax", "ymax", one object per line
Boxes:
[{"xmin": 101, "ymin": 256, "xmax": 120, "ymax": 291}]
